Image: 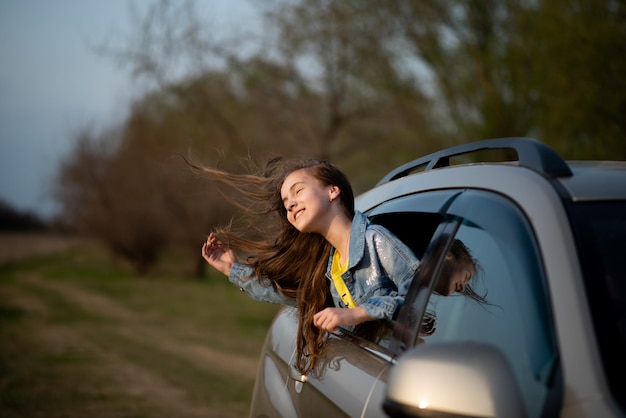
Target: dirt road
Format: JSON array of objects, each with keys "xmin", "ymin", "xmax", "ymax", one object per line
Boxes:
[{"xmin": 0, "ymin": 234, "xmax": 262, "ymax": 417}]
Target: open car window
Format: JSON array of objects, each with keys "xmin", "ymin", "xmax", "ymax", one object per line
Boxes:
[
  {"xmin": 339, "ymin": 209, "xmax": 441, "ymax": 353},
  {"xmin": 343, "ymin": 190, "xmax": 459, "ymax": 351},
  {"xmin": 417, "ymin": 191, "xmax": 560, "ymax": 417}
]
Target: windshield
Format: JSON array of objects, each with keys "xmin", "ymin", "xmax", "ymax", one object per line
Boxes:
[{"xmin": 570, "ymin": 201, "xmax": 626, "ymax": 410}]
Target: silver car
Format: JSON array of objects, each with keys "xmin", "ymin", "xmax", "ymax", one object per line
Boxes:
[{"xmin": 249, "ymin": 138, "xmax": 626, "ymax": 417}]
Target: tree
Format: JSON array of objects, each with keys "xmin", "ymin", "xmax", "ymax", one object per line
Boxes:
[
  {"xmin": 354, "ymin": 0, "xmax": 626, "ymax": 158},
  {"xmin": 54, "ymin": 126, "xmax": 170, "ymax": 274},
  {"xmin": 0, "ymin": 199, "xmax": 47, "ymax": 232},
  {"xmin": 524, "ymin": 0, "xmax": 626, "ymax": 159}
]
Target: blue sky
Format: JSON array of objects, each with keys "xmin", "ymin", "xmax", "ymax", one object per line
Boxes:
[{"xmin": 0, "ymin": 0, "xmax": 261, "ymax": 219}]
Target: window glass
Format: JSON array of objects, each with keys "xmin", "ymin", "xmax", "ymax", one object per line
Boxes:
[
  {"xmin": 570, "ymin": 201, "xmax": 626, "ymax": 410},
  {"xmin": 419, "ymin": 192, "xmax": 558, "ymax": 417}
]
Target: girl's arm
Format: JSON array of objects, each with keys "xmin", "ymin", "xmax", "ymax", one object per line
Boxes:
[
  {"xmin": 229, "ymin": 264, "xmax": 298, "ymax": 307},
  {"xmin": 202, "ymin": 233, "xmax": 297, "ymax": 307}
]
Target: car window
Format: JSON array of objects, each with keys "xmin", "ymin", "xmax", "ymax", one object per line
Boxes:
[
  {"xmin": 570, "ymin": 201, "xmax": 626, "ymax": 410},
  {"xmin": 344, "ymin": 210, "xmax": 443, "ymax": 353},
  {"xmin": 365, "ymin": 189, "xmax": 460, "ymax": 259},
  {"xmin": 418, "ymin": 191, "xmax": 559, "ymax": 418},
  {"xmin": 346, "ymin": 190, "xmax": 460, "ymax": 351}
]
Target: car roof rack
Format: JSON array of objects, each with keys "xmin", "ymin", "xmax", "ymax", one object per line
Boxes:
[{"xmin": 376, "ymin": 137, "xmax": 573, "ymax": 186}]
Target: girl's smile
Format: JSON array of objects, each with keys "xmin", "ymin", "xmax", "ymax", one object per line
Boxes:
[{"xmin": 293, "ymin": 208, "xmax": 304, "ymax": 221}]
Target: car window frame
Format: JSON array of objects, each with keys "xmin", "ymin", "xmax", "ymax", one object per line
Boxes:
[
  {"xmin": 401, "ymin": 188, "xmax": 563, "ymax": 417},
  {"xmin": 389, "ymin": 216, "xmax": 462, "ymax": 355}
]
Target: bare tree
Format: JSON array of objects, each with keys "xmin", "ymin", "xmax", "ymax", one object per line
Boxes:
[{"xmin": 54, "ymin": 126, "xmax": 168, "ymax": 274}]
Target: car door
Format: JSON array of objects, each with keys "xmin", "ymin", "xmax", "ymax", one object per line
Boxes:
[{"xmin": 383, "ymin": 190, "xmax": 563, "ymax": 417}]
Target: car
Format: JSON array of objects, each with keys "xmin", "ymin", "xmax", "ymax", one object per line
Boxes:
[{"xmin": 248, "ymin": 137, "xmax": 626, "ymax": 417}]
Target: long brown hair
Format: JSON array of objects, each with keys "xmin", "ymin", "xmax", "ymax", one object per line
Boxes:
[{"xmin": 192, "ymin": 156, "xmax": 355, "ymax": 373}]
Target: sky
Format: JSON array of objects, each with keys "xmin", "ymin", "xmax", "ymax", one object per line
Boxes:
[{"xmin": 0, "ymin": 0, "xmax": 262, "ymax": 219}]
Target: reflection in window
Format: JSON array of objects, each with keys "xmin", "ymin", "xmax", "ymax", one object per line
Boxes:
[{"xmin": 422, "ymin": 216, "xmax": 556, "ymax": 417}]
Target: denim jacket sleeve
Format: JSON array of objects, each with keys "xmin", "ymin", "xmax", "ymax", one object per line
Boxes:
[
  {"xmin": 229, "ymin": 263, "xmax": 298, "ymax": 307},
  {"xmin": 355, "ymin": 225, "xmax": 420, "ymax": 321}
]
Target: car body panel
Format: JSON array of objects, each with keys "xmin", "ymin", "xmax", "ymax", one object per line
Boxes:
[{"xmin": 249, "ymin": 308, "xmax": 298, "ymax": 417}]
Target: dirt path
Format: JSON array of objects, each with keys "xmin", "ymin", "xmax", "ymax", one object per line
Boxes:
[
  {"xmin": 5, "ymin": 273, "xmax": 253, "ymax": 418},
  {"xmin": 0, "ymin": 235, "xmax": 258, "ymax": 418},
  {"xmin": 21, "ymin": 274, "xmax": 258, "ymax": 380}
]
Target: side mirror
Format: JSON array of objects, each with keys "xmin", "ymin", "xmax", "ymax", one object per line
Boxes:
[{"xmin": 383, "ymin": 342, "xmax": 526, "ymax": 418}]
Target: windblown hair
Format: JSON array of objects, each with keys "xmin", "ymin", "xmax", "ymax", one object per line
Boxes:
[
  {"xmin": 192, "ymin": 156, "xmax": 355, "ymax": 374},
  {"xmin": 439, "ymin": 239, "xmax": 487, "ymax": 304}
]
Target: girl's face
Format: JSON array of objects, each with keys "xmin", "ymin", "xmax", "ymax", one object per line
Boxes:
[
  {"xmin": 442, "ymin": 269, "xmax": 472, "ymax": 296},
  {"xmin": 435, "ymin": 256, "xmax": 474, "ymax": 296},
  {"xmin": 280, "ymin": 168, "xmax": 337, "ymax": 233}
]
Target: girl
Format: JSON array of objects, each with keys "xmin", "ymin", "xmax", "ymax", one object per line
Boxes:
[{"xmin": 199, "ymin": 157, "xmax": 420, "ymax": 373}]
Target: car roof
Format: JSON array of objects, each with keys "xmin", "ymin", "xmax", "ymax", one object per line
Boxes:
[{"xmin": 558, "ymin": 161, "xmax": 626, "ymax": 202}]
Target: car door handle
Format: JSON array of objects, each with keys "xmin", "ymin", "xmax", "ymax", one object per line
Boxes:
[{"xmin": 288, "ymin": 364, "xmax": 308, "ymax": 383}]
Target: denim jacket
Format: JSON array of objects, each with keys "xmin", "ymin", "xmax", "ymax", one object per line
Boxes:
[{"xmin": 228, "ymin": 211, "xmax": 420, "ymax": 320}]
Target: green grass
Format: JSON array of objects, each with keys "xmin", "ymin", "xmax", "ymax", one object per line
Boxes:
[{"xmin": 0, "ymin": 238, "xmax": 280, "ymax": 418}]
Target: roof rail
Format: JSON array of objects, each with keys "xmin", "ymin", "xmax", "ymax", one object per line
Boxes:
[{"xmin": 376, "ymin": 137, "xmax": 572, "ymax": 186}]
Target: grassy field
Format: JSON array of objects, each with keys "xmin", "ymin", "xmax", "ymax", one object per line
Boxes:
[{"xmin": 0, "ymin": 234, "xmax": 280, "ymax": 418}]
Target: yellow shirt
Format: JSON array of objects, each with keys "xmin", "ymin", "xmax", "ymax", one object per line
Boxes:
[{"xmin": 331, "ymin": 251, "xmax": 357, "ymax": 308}]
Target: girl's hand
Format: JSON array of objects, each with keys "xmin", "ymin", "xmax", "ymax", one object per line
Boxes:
[
  {"xmin": 313, "ymin": 307, "xmax": 372, "ymax": 332},
  {"xmin": 201, "ymin": 233, "xmax": 238, "ymax": 276}
]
